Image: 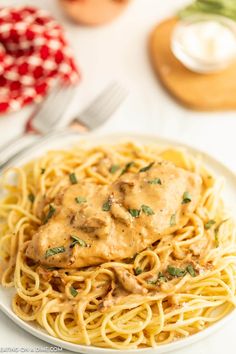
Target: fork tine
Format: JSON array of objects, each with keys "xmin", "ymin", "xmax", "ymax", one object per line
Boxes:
[
  {"xmin": 33, "ymin": 84, "xmax": 77, "ymax": 133},
  {"xmin": 82, "ymin": 90, "xmax": 127, "ymax": 127},
  {"xmin": 39, "ymin": 85, "xmax": 76, "ymax": 127},
  {"xmin": 35, "ymin": 85, "xmax": 75, "ymax": 124},
  {"xmin": 77, "ymin": 82, "xmax": 127, "ymax": 129},
  {"xmin": 82, "ymin": 82, "xmax": 124, "ymax": 115},
  {"xmin": 93, "ymin": 86, "xmax": 127, "ymax": 117}
]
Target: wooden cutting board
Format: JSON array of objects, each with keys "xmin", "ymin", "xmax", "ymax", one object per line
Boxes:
[{"xmin": 149, "ymin": 17, "xmax": 236, "ymax": 111}]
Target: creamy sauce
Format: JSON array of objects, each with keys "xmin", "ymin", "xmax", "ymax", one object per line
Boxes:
[
  {"xmin": 26, "ymin": 160, "xmax": 202, "ymax": 268},
  {"xmin": 178, "ymin": 21, "xmax": 236, "ymax": 63}
]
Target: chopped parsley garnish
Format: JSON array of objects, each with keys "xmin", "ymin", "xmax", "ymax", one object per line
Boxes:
[
  {"xmin": 139, "ymin": 161, "xmax": 155, "ymax": 172},
  {"xmin": 70, "ymin": 235, "xmax": 87, "ymax": 248},
  {"xmin": 109, "ymin": 164, "xmax": 120, "ymax": 174},
  {"xmin": 148, "ymin": 178, "xmax": 162, "ymax": 185},
  {"xmin": 182, "ymin": 191, "xmax": 192, "ymax": 204},
  {"xmin": 69, "ymin": 172, "xmax": 78, "ymax": 184},
  {"xmin": 128, "ymin": 205, "xmax": 155, "ymax": 217},
  {"xmin": 186, "ymin": 265, "xmax": 196, "ymax": 277},
  {"xmin": 120, "ymin": 161, "xmax": 134, "ymax": 175},
  {"xmin": 147, "ymin": 272, "xmax": 167, "ymax": 285},
  {"xmin": 141, "ymin": 204, "xmax": 154, "ymax": 216},
  {"xmin": 215, "ymin": 231, "xmax": 220, "ymax": 247},
  {"xmin": 170, "ymin": 213, "xmax": 176, "ymax": 226},
  {"xmin": 158, "ymin": 272, "xmax": 167, "ymax": 282},
  {"xmin": 45, "ymin": 246, "xmax": 65, "ymax": 258},
  {"xmin": 128, "ymin": 209, "xmax": 141, "ymax": 218},
  {"xmin": 167, "ymin": 265, "xmax": 186, "ymax": 277},
  {"xmin": 75, "ymin": 196, "xmax": 87, "ymax": 204},
  {"xmin": 70, "ymin": 286, "xmax": 78, "ymax": 297},
  {"xmin": 205, "ymin": 219, "xmax": 216, "ymax": 230},
  {"xmin": 102, "ymin": 198, "xmax": 112, "ymax": 212},
  {"xmin": 147, "ymin": 279, "xmax": 158, "ymax": 285},
  {"xmin": 134, "ymin": 267, "xmax": 142, "ymax": 275},
  {"xmin": 215, "ymin": 233, "xmax": 219, "ymax": 247},
  {"xmin": 28, "ymin": 193, "xmax": 35, "ymax": 203},
  {"xmin": 41, "ymin": 168, "xmax": 45, "ymax": 174},
  {"xmin": 43, "ymin": 204, "xmax": 56, "ymax": 224}
]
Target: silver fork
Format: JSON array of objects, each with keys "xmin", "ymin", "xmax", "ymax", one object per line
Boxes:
[
  {"xmin": 72, "ymin": 81, "xmax": 127, "ymax": 130},
  {"xmin": 0, "ymin": 82, "xmax": 127, "ymax": 170},
  {"xmin": 0, "ymin": 83, "xmax": 78, "ymax": 156}
]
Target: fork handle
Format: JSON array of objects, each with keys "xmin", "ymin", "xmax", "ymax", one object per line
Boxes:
[
  {"xmin": 0, "ymin": 133, "xmax": 38, "ymax": 166},
  {"xmin": 0, "ymin": 129, "xmax": 77, "ymax": 171},
  {"xmin": 0, "ymin": 120, "xmax": 87, "ymax": 170}
]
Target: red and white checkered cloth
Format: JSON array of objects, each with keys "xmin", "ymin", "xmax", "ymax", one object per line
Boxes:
[{"xmin": 0, "ymin": 6, "xmax": 79, "ymax": 114}]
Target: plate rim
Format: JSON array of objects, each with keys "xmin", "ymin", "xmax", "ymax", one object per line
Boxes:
[{"xmin": 0, "ymin": 130, "xmax": 236, "ymax": 354}]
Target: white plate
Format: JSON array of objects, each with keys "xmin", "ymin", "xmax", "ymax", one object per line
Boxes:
[{"xmin": 0, "ymin": 131, "xmax": 236, "ymax": 354}]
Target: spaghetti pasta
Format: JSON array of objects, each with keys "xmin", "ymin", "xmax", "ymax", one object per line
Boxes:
[{"xmin": 0, "ymin": 140, "xmax": 236, "ymax": 349}]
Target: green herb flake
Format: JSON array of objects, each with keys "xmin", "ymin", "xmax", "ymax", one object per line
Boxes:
[
  {"xmin": 109, "ymin": 164, "xmax": 120, "ymax": 174},
  {"xmin": 44, "ymin": 204, "xmax": 56, "ymax": 224},
  {"xmin": 205, "ymin": 219, "xmax": 216, "ymax": 230},
  {"xmin": 147, "ymin": 279, "xmax": 158, "ymax": 285},
  {"xmin": 170, "ymin": 213, "xmax": 176, "ymax": 226},
  {"xmin": 120, "ymin": 161, "xmax": 134, "ymax": 176},
  {"xmin": 69, "ymin": 172, "xmax": 78, "ymax": 185},
  {"xmin": 141, "ymin": 204, "xmax": 154, "ymax": 216},
  {"xmin": 70, "ymin": 286, "xmax": 78, "ymax": 297},
  {"xmin": 70, "ymin": 235, "xmax": 87, "ymax": 248},
  {"xmin": 75, "ymin": 196, "xmax": 87, "ymax": 204},
  {"xmin": 182, "ymin": 191, "xmax": 192, "ymax": 204},
  {"xmin": 215, "ymin": 233, "xmax": 219, "ymax": 247},
  {"xmin": 102, "ymin": 198, "xmax": 112, "ymax": 212},
  {"xmin": 134, "ymin": 267, "xmax": 142, "ymax": 275},
  {"xmin": 128, "ymin": 209, "xmax": 141, "ymax": 218},
  {"xmin": 158, "ymin": 272, "xmax": 167, "ymax": 282},
  {"xmin": 148, "ymin": 178, "xmax": 162, "ymax": 185},
  {"xmin": 186, "ymin": 265, "xmax": 196, "ymax": 277},
  {"xmin": 28, "ymin": 193, "xmax": 35, "ymax": 203},
  {"xmin": 147, "ymin": 272, "xmax": 167, "ymax": 285},
  {"xmin": 139, "ymin": 161, "xmax": 155, "ymax": 172},
  {"xmin": 167, "ymin": 265, "xmax": 186, "ymax": 277},
  {"xmin": 45, "ymin": 246, "xmax": 65, "ymax": 258},
  {"xmin": 41, "ymin": 168, "xmax": 46, "ymax": 174}
]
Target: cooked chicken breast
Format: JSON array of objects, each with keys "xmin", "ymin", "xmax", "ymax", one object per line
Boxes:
[{"xmin": 26, "ymin": 160, "xmax": 202, "ymax": 268}]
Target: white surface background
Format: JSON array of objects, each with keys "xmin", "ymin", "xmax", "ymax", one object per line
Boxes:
[{"xmin": 0, "ymin": 0, "xmax": 236, "ymax": 353}]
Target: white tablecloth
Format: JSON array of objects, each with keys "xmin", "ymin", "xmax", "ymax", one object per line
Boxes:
[{"xmin": 0, "ymin": 0, "xmax": 235, "ymax": 353}]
